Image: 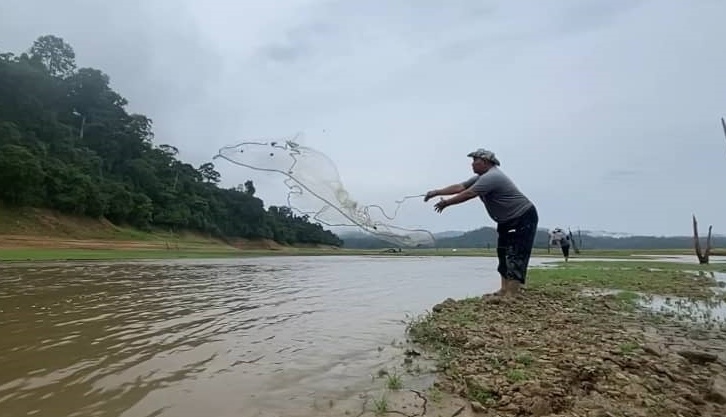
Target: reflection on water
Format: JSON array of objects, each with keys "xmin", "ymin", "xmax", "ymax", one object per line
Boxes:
[
  {"xmin": 641, "ymin": 270, "xmax": 726, "ymax": 323},
  {"xmin": 642, "ymin": 294, "xmax": 726, "ymax": 323},
  {"xmin": 580, "ymin": 269, "xmax": 726, "ymax": 326},
  {"xmin": 1, "ymin": 256, "xmax": 547, "ymax": 417},
  {"xmin": 631, "ymin": 254, "xmax": 726, "ymax": 263}
]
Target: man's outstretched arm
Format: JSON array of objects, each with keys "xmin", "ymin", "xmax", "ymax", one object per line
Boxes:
[
  {"xmin": 428, "ymin": 183, "xmax": 466, "ymax": 197},
  {"xmin": 426, "ymin": 176, "xmax": 478, "ymax": 200},
  {"xmin": 439, "ymin": 188, "xmax": 478, "ymax": 208},
  {"xmin": 435, "ymin": 174, "xmax": 491, "ymax": 211}
]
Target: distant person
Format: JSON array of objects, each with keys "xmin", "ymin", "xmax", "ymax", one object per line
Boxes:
[
  {"xmin": 424, "ymin": 148, "xmax": 538, "ymax": 297},
  {"xmin": 549, "ymin": 228, "xmax": 571, "ymax": 262}
]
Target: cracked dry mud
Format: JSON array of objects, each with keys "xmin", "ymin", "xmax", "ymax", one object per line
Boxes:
[{"xmin": 404, "ymin": 287, "xmax": 726, "ymax": 417}]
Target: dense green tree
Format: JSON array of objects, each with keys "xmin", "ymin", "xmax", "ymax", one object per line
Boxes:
[
  {"xmin": 0, "ymin": 35, "xmax": 343, "ymax": 247},
  {"xmin": 29, "ymin": 34, "xmax": 77, "ymax": 78}
]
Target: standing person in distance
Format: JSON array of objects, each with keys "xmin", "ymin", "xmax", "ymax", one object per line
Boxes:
[
  {"xmin": 549, "ymin": 228, "xmax": 571, "ymax": 262},
  {"xmin": 423, "ymin": 149, "xmax": 538, "ymax": 296}
]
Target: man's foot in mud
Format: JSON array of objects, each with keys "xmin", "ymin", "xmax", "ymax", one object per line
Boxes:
[
  {"xmin": 487, "ymin": 280, "xmax": 513, "ymax": 298},
  {"xmin": 504, "ymin": 279, "xmax": 525, "ymax": 297},
  {"xmin": 483, "ymin": 289, "xmax": 504, "ymax": 300},
  {"xmin": 498, "ymin": 276, "xmax": 507, "ymax": 295},
  {"xmin": 482, "ymin": 286, "xmax": 507, "ymax": 300}
]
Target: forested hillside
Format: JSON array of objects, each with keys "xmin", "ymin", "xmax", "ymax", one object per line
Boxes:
[{"xmin": 0, "ymin": 35, "xmax": 342, "ymax": 246}]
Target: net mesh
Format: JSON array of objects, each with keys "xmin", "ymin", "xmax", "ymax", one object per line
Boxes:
[{"xmin": 213, "ymin": 135, "xmax": 436, "ymax": 248}]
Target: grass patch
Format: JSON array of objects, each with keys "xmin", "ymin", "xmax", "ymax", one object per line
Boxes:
[
  {"xmin": 373, "ymin": 395, "xmax": 388, "ymax": 415},
  {"xmin": 467, "ymin": 385, "xmax": 497, "ymax": 405},
  {"xmin": 609, "ymin": 290, "xmax": 642, "ymax": 311},
  {"xmin": 515, "ymin": 351, "xmax": 534, "ymax": 366},
  {"xmin": 427, "ymin": 386, "xmax": 443, "ymax": 403},
  {"xmin": 405, "ymin": 311, "xmax": 447, "ymax": 348},
  {"xmin": 615, "ymin": 290, "xmax": 641, "ymax": 303},
  {"xmin": 385, "ymin": 372, "xmax": 403, "ymax": 390},
  {"xmin": 448, "ymin": 301, "xmax": 479, "ymax": 326},
  {"xmin": 528, "ymin": 261, "xmax": 724, "ymax": 299},
  {"xmin": 505, "ymin": 368, "xmax": 528, "ymax": 383},
  {"xmin": 558, "ymin": 259, "xmax": 726, "ymax": 273},
  {"xmin": 618, "ymin": 341, "xmax": 640, "ymax": 355}
]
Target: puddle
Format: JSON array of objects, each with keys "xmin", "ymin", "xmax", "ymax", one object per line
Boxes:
[
  {"xmin": 580, "ymin": 288, "xmax": 726, "ymax": 324},
  {"xmin": 580, "ymin": 288, "xmax": 622, "ymax": 297},
  {"xmin": 683, "ymin": 270, "xmax": 726, "ymax": 294},
  {"xmin": 633, "ymin": 254, "xmax": 726, "ymax": 263},
  {"xmin": 641, "ymin": 294, "xmax": 726, "ymax": 323},
  {"xmin": 711, "ymin": 271, "xmax": 726, "ymax": 285}
]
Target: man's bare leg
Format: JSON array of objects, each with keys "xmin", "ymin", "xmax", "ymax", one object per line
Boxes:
[
  {"xmin": 508, "ymin": 279, "xmax": 521, "ymax": 296},
  {"xmin": 508, "ymin": 279, "xmax": 522, "ymax": 295},
  {"xmin": 494, "ymin": 275, "xmax": 508, "ymax": 295}
]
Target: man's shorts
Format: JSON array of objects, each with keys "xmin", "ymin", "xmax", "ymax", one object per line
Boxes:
[{"xmin": 496, "ymin": 205, "xmax": 539, "ymax": 284}]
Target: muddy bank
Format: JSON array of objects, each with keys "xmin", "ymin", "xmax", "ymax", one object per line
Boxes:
[
  {"xmin": 405, "ymin": 279, "xmax": 726, "ymax": 416},
  {"xmin": 0, "ymin": 235, "xmax": 343, "ymax": 256}
]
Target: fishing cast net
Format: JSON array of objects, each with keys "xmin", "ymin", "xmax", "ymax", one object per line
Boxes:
[{"xmin": 213, "ymin": 135, "xmax": 436, "ymax": 248}]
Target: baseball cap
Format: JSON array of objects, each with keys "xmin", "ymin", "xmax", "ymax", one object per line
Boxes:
[{"xmin": 467, "ymin": 148, "xmax": 500, "ymax": 166}]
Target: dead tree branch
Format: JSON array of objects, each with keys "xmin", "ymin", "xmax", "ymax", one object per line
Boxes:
[
  {"xmin": 692, "ymin": 214, "xmax": 712, "ymax": 264},
  {"xmin": 568, "ymin": 228, "xmax": 581, "ymax": 254}
]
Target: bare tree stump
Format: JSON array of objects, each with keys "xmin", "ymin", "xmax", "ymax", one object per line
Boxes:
[
  {"xmin": 692, "ymin": 214, "xmax": 712, "ymax": 264},
  {"xmin": 568, "ymin": 228, "xmax": 581, "ymax": 254}
]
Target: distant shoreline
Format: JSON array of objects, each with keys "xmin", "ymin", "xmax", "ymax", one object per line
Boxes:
[{"xmin": 0, "ymin": 235, "xmax": 707, "ymax": 262}]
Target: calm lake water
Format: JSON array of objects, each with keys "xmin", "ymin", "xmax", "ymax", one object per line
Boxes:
[
  {"xmin": 4, "ymin": 254, "xmax": 726, "ymax": 417},
  {"xmin": 0, "ymin": 255, "xmax": 557, "ymax": 417}
]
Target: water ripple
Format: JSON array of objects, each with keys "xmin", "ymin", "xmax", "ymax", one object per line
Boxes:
[{"xmin": 0, "ymin": 255, "xmax": 544, "ymax": 417}]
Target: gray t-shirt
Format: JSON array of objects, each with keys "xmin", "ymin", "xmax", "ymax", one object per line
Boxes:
[{"xmin": 461, "ymin": 166, "xmax": 533, "ymax": 223}]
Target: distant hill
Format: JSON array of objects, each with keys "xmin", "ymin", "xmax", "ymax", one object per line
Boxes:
[
  {"xmin": 434, "ymin": 230, "xmax": 467, "ymax": 238},
  {"xmin": 340, "ymin": 226, "xmax": 726, "ymax": 250},
  {"xmin": 337, "ymin": 229, "xmax": 466, "ymax": 250},
  {"xmin": 338, "ymin": 227, "xmax": 513, "ymax": 249},
  {"xmin": 337, "ymin": 230, "xmax": 465, "ymax": 239}
]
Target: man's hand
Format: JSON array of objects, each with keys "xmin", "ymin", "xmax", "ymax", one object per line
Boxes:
[
  {"xmin": 434, "ymin": 198, "xmax": 448, "ymax": 213},
  {"xmin": 433, "ymin": 189, "xmax": 477, "ymax": 213},
  {"xmin": 423, "ymin": 190, "xmax": 438, "ymax": 202}
]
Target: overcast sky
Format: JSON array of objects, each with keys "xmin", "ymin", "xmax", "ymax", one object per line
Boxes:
[{"xmin": 2, "ymin": 0, "xmax": 726, "ymax": 237}]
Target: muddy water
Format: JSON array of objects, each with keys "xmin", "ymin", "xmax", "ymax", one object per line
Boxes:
[{"xmin": 0, "ymin": 255, "xmax": 551, "ymax": 417}]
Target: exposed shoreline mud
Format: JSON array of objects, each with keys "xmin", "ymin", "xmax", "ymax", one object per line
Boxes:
[{"xmin": 396, "ymin": 268, "xmax": 726, "ymax": 417}]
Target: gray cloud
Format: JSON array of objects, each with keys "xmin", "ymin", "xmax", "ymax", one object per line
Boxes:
[{"xmin": 2, "ymin": 0, "xmax": 726, "ymax": 236}]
